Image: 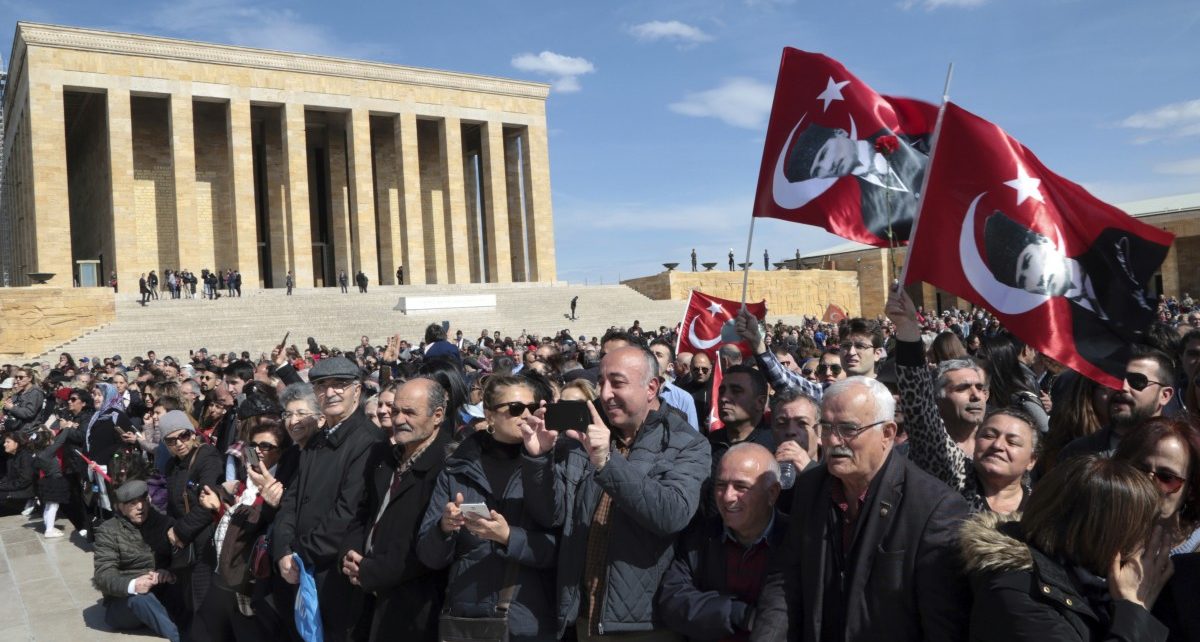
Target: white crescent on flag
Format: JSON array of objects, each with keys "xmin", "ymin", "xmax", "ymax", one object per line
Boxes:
[
  {"xmin": 959, "ymin": 192, "xmax": 1051, "ymax": 315},
  {"xmin": 688, "ymin": 317, "xmax": 721, "ymax": 351}
]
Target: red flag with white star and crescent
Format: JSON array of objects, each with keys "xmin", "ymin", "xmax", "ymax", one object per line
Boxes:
[
  {"xmin": 674, "ymin": 290, "xmax": 767, "ymax": 360},
  {"xmin": 904, "ymin": 103, "xmax": 1174, "ymax": 389},
  {"xmin": 753, "ymin": 48, "xmax": 938, "ymax": 247}
]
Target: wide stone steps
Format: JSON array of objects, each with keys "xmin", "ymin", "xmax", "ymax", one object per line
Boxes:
[{"xmin": 47, "ymin": 284, "xmax": 692, "ymax": 360}]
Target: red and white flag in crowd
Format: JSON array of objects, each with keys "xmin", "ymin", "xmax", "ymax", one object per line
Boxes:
[
  {"xmin": 708, "ymin": 359, "xmax": 725, "ymax": 432},
  {"xmin": 822, "ymin": 303, "xmax": 848, "ymax": 323},
  {"xmin": 753, "ymin": 48, "xmax": 938, "ymax": 247},
  {"xmin": 674, "ymin": 290, "xmax": 767, "ymax": 360},
  {"xmin": 904, "ymin": 103, "xmax": 1174, "ymax": 389}
]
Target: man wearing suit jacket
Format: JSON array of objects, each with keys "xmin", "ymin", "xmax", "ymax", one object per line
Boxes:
[
  {"xmin": 751, "ymin": 376, "xmax": 969, "ymax": 642},
  {"xmin": 341, "ymin": 377, "xmax": 451, "ymax": 641}
]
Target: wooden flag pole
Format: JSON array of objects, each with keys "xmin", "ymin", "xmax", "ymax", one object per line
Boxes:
[
  {"xmin": 740, "ymin": 215, "xmax": 757, "ymax": 308},
  {"xmin": 898, "ymin": 62, "xmax": 954, "ymax": 292}
]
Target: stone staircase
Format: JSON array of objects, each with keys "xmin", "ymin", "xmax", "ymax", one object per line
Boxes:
[{"xmin": 43, "ymin": 283, "xmax": 691, "ymax": 361}]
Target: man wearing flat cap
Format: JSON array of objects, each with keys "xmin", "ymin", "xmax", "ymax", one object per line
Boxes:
[
  {"xmin": 94, "ymin": 479, "xmax": 182, "ymax": 641},
  {"xmin": 272, "ymin": 356, "xmax": 385, "ymax": 641}
]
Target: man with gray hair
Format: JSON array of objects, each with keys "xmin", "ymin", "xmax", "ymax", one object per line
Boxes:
[
  {"xmin": 887, "ymin": 288, "xmax": 990, "ymax": 496},
  {"xmin": 751, "ymin": 376, "xmax": 969, "ymax": 641}
]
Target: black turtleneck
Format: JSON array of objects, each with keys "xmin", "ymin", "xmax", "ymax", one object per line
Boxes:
[{"xmin": 479, "ymin": 435, "xmax": 523, "ymax": 497}]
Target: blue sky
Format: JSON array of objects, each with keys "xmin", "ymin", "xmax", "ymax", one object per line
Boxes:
[{"xmin": 4, "ymin": 0, "xmax": 1198, "ymax": 284}]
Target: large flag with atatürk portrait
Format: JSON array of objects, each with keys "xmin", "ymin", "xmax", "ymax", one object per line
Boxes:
[
  {"xmin": 905, "ymin": 103, "xmax": 1174, "ymax": 389},
  {"xmin": 753, "ymin": 48, "xmax": 938, "ymax": 247}
]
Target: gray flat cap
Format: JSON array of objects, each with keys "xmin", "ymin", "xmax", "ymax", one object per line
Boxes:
[
  {"xmin": 114, "ymin": 479, "xmax": 148, "ymax": 503},
  {"xmin": 308, "ymin": 356, "xmax": 362, "ymax": 382}
]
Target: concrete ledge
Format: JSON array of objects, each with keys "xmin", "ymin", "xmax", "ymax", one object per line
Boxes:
[
  {"xmin": 397, "ymin": 294, "xmax": 497, "ymax": 313},
  {"xmin": 0, "ymin": 287, "xmax": 116, "ymax": 359},
  {"xmin": 620, "ymin": 270, "xmax": 861, "ymax": 318}
]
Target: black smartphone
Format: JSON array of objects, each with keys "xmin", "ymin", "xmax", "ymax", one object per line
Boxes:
[
  {"xmin": 245, "ymin": 442, "xmax": 261, "ymax": 470},
  {"xmin": 545, "ymin": 400, "xmax": 590, "ymax": 432}
]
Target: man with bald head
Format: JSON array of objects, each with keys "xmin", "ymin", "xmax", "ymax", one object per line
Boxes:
[
  {"xmin": 752, "ymin": 377, "xmax": 969, "ymax": 642},
  {"xmin": 659, "ymin": 443, "xmax": 787, "ymax": 640},
  {"xmin": 522, "ymin": 345, "xmax": 711, "ymax": 640},
  {"xmin": 684, "ymin": 352, "xmax": 716, "ymax": 431}
]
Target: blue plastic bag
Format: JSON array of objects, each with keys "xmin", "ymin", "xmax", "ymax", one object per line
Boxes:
[{"xmin": 293, "ymin": 553, "xmax": 324, "ymax": 642}]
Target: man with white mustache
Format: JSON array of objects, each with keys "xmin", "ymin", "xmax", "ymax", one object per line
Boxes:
[{"xmin": 751, "ymin": 376, "xmax": 969, "ymax": 641}]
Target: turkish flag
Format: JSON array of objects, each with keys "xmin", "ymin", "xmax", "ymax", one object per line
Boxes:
[
  {"xmin": 822, "ymin": 303, "xmax": 848, "ymax": 323},
  {"xmin": 674, "ymin": 290, "xmax": 767, "ymax": 360},
  {"xmin": 708, "ymin": 359, "xmax": 725, "ymax": 432},
  {"xmin": 753, "ymin": 48, "xmax": 938, "ymax": 247},
  {"xmin": 905, "ymin": 103, "xmax": 1174, "ymax": 389}
]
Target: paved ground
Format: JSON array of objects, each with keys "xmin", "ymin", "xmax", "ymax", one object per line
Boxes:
[{"xmin": 0, "ymin": 512, "xmax": 146, "ymax": 641}]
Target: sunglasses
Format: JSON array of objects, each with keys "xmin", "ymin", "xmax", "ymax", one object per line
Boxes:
[
  {"xmin": 490, "ymin": 401, "xmax": 538, "ymax": 417},
  {"xmin": 14, "ymin": 374, "xmax": 29, "ymax": 380},
  {"xmin": 817, "ymin": 364, "xmax": 843, "ymax": 375},
  {"xmin": 1124, "ymin": 372, "xmax": 1165, "ymax": 392},
  {"xmin": 163, "ymin": 434, "xmax": 192, "ymax": 446},
  {"xmin": 1138, "ymin": 465, "xmax": 1186, "ymax": 495},
  {"xmin": 801, "ymin": 369, "xmax": 815, "ymax": 377},
  {"xmin": 249, "ymin": 441, "xmax": 280, "ymax": 452},
  {"xmin": 692, "ymin": 367, "xmax": 712, "ymax": 373}
]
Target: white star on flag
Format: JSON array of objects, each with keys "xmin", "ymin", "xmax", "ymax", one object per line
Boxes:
[
  {"xmin": 707, "ymin": 301, "xmax": 724, "ymax": 316},
  {"xmin": 816, "ymin": 77, "xmax": 850, "ymax": 112},
  {"xmin": 1004, "ymin": 165, "xmax": 1045, "ymax": 207}
]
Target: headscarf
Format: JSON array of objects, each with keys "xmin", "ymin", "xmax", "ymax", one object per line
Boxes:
[{"xmin": 85, "ymin": 383, "xmax": 125, "ymax": 451}]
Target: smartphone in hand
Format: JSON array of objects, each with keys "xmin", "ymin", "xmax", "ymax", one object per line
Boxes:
[{"xmin": 545, "ymin": 400, "xmax": 590, "ymax": 432}]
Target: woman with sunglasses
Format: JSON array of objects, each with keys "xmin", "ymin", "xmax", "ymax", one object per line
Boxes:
[
  {"xmin": 1113, "ymin": 418, "xmax": 1200, "ymax": 555},
  {"xmin": 417, "ymin": 374, "xmax": 558, "ymax": 641},
  {"xmin": 2, "ymin": 367, "xmax": 45, "ymax": 435},
  {"xmin": 192, "ymin": 417, "xmax": 293, "ymax": 641},
  {"xmin": 160, "ymin": 409, "xmax": 225, "ymax": 620}
]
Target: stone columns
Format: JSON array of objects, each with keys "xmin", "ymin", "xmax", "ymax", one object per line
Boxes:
[
  {"xmin": 170, "ymin": 94, "xmax": 201, "ymax": 274},
  {"xmin": 25, "ymin": 79, "xmax": 72, "ymax": 286},
  {"xmin": 522, "ymin": 125, "xmax": 556, "ymax": 281},
  {"xmin": 463, "ymin": 149, "xmax": 483, "ymax": 282},
  {"xmin": 328, "ymin": 118, "xmax": 353, "ymax": 280},
  {"xmin": 107, "ymin": 87, "xmax": 140, "ymax": 291},
  {"xmin": 504, "ymin": 130, "xmax": 527, "ymax": 281},
  {"xmin": 347, "ymin": 108, "xmax": 379, "ymax": 281},
  {"xmin": 481, "ymin": 122, "xmax": 513, "ymax": 283},
  {"xmin": 439, "ymin": 117, "xmax": 471, "ymax": 284},
  {"xmin": 371, "ymin": 117, "xmax": 400, "ymax": 285},
  {"xmin": 396, "ymin": 113, "xmax": 426, "ymax": 284},
  {"xmin": 265, "ymin": 112, "xmax": 289, "ymax": 288},
  {"xmin": 227, "ymin": 98, "xmax": 261, "ymax": 287},
  {"xmin": 283, "ymin": 103, "xmax": 314, "ymax": 287}
]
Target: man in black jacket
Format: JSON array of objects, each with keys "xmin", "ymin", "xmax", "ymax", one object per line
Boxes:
[
  {"xmin": 659, "ymin": 443, "xmax": 787, "ymax": 640},
  {"xmin": 272, "ymin": 356, "xmax": 385, "ymax": 642},
  {"xmin": 341, "ymin": 377, "xmax": 451, "ymax": 641},
  {"xmin": 751, "ymin": 376, "xmax": 969, "ymax": 642}
]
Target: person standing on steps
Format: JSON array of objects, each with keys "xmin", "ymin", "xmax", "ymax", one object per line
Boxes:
[
  {"xmin": 764, "ymin": 249, "xmax": 770, "ymax": 271},
  {"xmin": 691, "ymin": 249, "xmax": 697, "ymax": 272},
  {"xmin": 570, "ymin": 296, "xmax": 579, "ymax": 320},
  {"xmin": 356, "ymin": 271, "xmax": 369, "ymax": 293},
  {"xmin": 396, "ymin": 266, "xmax": 404, "ymax": 285},
  {"xmin": 729, "ymin": 249, "xmax": 735, "ymax": 271},
  {"xmin": 285, "ymin": 271, "xmax": 294, "ymax": 296},
  {"xmin": 339, "ymin": 270, "xmax": 349, "ymax": 294}
]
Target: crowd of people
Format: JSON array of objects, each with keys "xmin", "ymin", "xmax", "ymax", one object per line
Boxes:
[{"xmin": 0, "ymin": 290, "xmax": 1199, "ymax": 642}]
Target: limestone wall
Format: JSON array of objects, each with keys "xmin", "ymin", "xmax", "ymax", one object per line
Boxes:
[
  {"xmin": 0, "ymin": 287, "xmax": 116, "ymax": 359},
  {"xmin": 622, "ymin": 270, "xmax": 861, "ymax": 319}
]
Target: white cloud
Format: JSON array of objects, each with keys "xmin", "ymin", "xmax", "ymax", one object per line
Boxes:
[
  {"xmin": 900, "ymin": 0, "xmax": 988, "ymax": 9},
  {"xmin": 1120, "ymin": 99, "xmax": 1200, "ymax": 143},
  {"xmin": 139, "ymin": 0, "xmax": 386, "ymax": 58},
  {"xmin": 669, "ymin": 77, "xmax": 774, "ymax": 129},
  {"xmin": 628, "ymin": 20, "xmax": 713, "ymax": 45},
  {"xmin": 1153, "ymin": 157, "xmax": 1200, "ymax": 176},
  {"xmin": 511, "ymin": 51, "xmax": 596, "ymax": 93}
]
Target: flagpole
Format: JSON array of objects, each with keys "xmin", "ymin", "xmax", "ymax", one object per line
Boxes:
[
  {"xmin": 898, "ymin": 62, "xmax": 954, "ymax": 291},
  {"xmin": 740, "ymin": 215, "xmax": 757, "ymax": 308}
]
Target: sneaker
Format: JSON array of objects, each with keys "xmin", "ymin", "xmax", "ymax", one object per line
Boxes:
[
  {"xmin": 44, "ymin": 529, "xmax": 64, "ymax": 539},
  {"xmin": 20, "ymin": 503, "xmax": 35, "ymax": 517}
]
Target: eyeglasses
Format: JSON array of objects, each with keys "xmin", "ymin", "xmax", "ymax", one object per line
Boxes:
[
  {"xmin": 818, "ymin": 419, "xmax": 888, "ymax": 441},
  {"xmin": 1124, "ymin": 372, "xmax": 1165, "ymax": 392},
  {"xmin": 163, "ymin": 434, "xmax": 192, "ymax": 446},
  {"xmin": 314, "ymin": 379, "xmax": 358, "ymax": 393},
  {"xmin": 801, "ymin": 368, "xmax": 815, "ymax": 377},
  {"xmin": 817, "ymin": 364, "xmax": 843, "ymax": 375},
  {"xmin": 490, "ymin": 401, "xmax": 539, "ymax": 417},
  {"xmin": 692, "ymin": 367, "xmax": 711, "ymax": 374},
  {"xmin": 14, "ymin": 374, "xmax": 29, "ymax": 380},
  {"xmin": 281, "ymin": 410, "xmax": 317, "ymax": 420},
  {"xmin": 249, "ymin": 441, "xmax": 280, "ymax": 452},
  {"xmin": 839, "ymin": 342, "xmax": 874, "ymax": 353},
  {"xmin": 1138, "ymin": 465, "xmax": 1186, "ymax": 495}
]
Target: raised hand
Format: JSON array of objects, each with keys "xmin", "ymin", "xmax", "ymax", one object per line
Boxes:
[
  {"xmin": 734, "ymin": 308, "xmax": 767, "ymax": 355},
  {"xmin": 565, "ymin": 401, "xmax": 611, "ymax": 471},
  {"xmin": 520, "ymin": 403, "xmax": 557, "ymax": 456},
  {"xmin": 885, "ymin": 288, "xmax": 922, "ymax": 342}
]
